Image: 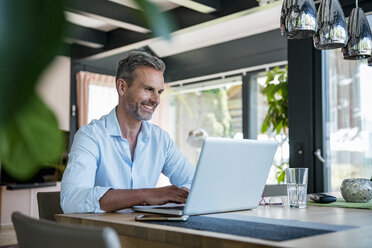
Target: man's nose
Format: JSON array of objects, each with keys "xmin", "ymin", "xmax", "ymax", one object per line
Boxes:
[{"xmin": 151, "ymin": 92, "xmax": 160, "ymax": 105}]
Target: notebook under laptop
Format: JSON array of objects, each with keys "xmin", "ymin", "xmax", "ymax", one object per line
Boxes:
[{"xmin": 132, "ymin": 137, "xmax": 278, "ymax": 216}]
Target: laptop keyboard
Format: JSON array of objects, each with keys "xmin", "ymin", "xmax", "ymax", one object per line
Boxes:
[{"xmin": 155, "ymin": 206, "xmax": 185, "ymax": 210}]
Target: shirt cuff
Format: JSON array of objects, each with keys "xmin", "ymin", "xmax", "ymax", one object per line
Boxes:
[
  {"xmin": 93, "ymin": 186, "xmax": 112, "ymax": 213},
  {"xmin": 179, "ymin": 183, "xmax": 192, "ymax": 190}
]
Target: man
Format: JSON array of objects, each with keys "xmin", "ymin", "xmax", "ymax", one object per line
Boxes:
[{"xmin": 61, "ymin": 51, "xmax": 195, "ymax": 213}]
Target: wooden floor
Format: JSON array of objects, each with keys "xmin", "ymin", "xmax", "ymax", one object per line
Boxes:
[{"xmin": 0, "ymin": 225, "xmax": 18, "ymax": 248}]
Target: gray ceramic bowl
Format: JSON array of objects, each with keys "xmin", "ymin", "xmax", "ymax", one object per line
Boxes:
[{"xmin": 340, "ymin": 178, "xmax": 372, "ymax": 203}]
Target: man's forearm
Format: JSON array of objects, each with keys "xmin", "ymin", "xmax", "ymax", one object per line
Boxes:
[
  {"xmin": 99, "ymin": 185, "xmax": 189, "ymax": 212},
  {"xmin": 99, "ymin": 189, "xmax": 146, "ymax": 212}
]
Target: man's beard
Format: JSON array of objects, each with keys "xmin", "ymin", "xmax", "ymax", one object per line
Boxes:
[{"xmin": 126, "ymin": 101, "xmax": 156, "ymax": 121}]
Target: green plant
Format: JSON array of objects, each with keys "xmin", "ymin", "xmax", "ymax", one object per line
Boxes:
[
  {"xmin": 261, "ymin": 66, "xmax": 288, "ymax": 135},
  {"xmin": 0, "ymin": 0, "xmax": 174, "ymax": 180},
  {"xmin": 171, "ymin": 88, "xmax": 232, "ymax": 138},
  {"xmin": 261, "ymin": 66, "xmax": 288, "ymax": 184}
]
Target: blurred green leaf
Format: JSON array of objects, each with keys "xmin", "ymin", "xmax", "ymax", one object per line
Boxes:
[
  {"xmin": 0, "ymin": 0, "xmax": 177, "ymax": 181},
  {"xmin": 260, "ymin": 66, "xmax": 288, "ymax": 136},
  {"xmin": 265, "ymin": 71, "xmax": 274, "ymax": 83},
  {"xmin": 277, "ymin": 169, "xmax": 286, "ymax": 184},
  {"xmin": 261, "ymin": 115, "xmax": 269, "ymax": 133},
  {"xmin": 0, "ymin": 0, "xmax": 65, "ymax": 125},
  {"xmin": 134, "ymin": 0, "xmax": 176, "ymax": 40},
  {"xmin": 276, "ymin": 120, "xmax": 283, "ymax": 134},
  {"xmin": 0, "ymin": 94, "xmax": 65, "ymax": 180},
  {"xmin": 262, "ymin": 84, "xmax": 272, "ymax": 94}
]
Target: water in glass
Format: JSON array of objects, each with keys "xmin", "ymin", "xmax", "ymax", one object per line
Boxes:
[{"xmin": 287, "ymin": 183, "xmax": 307, "ymax": 208}]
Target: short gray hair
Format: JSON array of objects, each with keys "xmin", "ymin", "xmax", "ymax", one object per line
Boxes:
[{"xmin": 115, "ymin": 50, "xmax": 166, "ymax": 86}]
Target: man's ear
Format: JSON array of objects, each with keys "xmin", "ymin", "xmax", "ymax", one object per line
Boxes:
[{"xmin": 117, "ymin": 78, "xmax": 128, "ymax": 96}]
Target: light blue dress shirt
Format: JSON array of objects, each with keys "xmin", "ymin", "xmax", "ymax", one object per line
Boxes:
[{"xmin": 61, "ymin": 107, "xmax": 195, "ymax": 213}]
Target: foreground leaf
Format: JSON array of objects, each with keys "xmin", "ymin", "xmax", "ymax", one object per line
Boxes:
[
  {"xmin": 0, "ymin": 0, "xmax": 65, "ymax": 125},
  {"xmin": 134, "ymin": 0, "xmax": 176, "ymax": 40},
  {"xmin": 0, "ymin": 94, "xmax": 65, "ymax": 180}
]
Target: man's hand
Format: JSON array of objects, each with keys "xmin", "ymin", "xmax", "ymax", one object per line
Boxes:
[
  {"xmin": 99, "ymin": 185, "xmax": 189, "ymax": 212},
  {"xmin": 143, "ymin": 185, "xmax": 189, "ymax": 205}
]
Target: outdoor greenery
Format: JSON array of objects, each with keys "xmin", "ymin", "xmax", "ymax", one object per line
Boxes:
[
  {"xmin": 201, "ymin": 89, "xmax": 232, "ymax": 137},
  {"xmin": 0, "ymin": 0, "xmax": 174, "ymax": 180},
  {"xmin": 261, "ymin": 66, "xmax": 288, "ymax": 184},
  {"xmin": 174, "ymin": 88, "xmax": 232, "ymax": 138}
]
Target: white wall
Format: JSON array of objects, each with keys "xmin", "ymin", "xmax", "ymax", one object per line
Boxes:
[
  {"xmin": 0, "ymin": 183, "xmax": 61, "ymax": 225},
  {"xmin": 37, "ymin": 56, "xmax": 71, "ymax": 131}
]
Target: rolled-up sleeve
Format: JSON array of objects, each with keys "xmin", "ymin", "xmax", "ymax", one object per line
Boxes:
[{"xmin": 60, "ymin": 129, "xmax": 111, "ymax": 213}]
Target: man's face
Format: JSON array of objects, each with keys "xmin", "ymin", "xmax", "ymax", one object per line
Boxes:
[{"xmin": 123, "ymin": 66, "xmax": 164, "ymax": 121}]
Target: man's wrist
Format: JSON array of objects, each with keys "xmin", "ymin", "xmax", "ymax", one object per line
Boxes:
[{"xmin": 137, "ymin": 188, "xmax": 150, "ymax": 205}]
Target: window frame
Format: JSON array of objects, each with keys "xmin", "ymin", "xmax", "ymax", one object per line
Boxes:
[{"xmin": 287, "ymin": 38, "xmax": 324, "ymax": 193}]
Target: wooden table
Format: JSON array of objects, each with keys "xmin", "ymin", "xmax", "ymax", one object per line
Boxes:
[
  {"xmin": 56, "ymin": 203, "xmax": 372, "ymax": 248},
  {"xmin": 0, "ymin": 224, "xmax": 17, "ymax": 248}
]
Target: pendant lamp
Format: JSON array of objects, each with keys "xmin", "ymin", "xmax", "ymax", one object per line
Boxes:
[
  {"xmin": 280, "ymin": 0, "xmax": 318, "ymax": 39},
  {"xmin": 314, "ymin": 0, "xmax": 348, "ymax": 49},
  {"xmin": 342, "ymin": 1, "xmax": 372, "ymax": 60}
]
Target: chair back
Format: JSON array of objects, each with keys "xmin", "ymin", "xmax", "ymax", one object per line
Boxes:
[
  {"xmin": 12, "ymin": 211, "xmax": 121, "ymax": 248},
  {"xmin": 37, "ymin": 191, "xmax": 63, "ymax": 221}
]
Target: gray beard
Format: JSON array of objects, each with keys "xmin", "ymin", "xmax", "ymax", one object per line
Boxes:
[{"xmin": 129, "ymin": 107, "xmax": 152, "ymax": 121}]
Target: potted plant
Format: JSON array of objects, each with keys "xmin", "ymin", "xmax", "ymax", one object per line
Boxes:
[{"xmin": 261, "ymin": 65, "xmax": 288, "ymax": 184}]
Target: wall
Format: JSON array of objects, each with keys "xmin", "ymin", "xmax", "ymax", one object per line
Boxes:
[
  {"xmin": 0, "ymin": 183, "xmax": 61, "ymax": 225},
  {"xmin": 37, "ymin": 56, "xmax": 71, "ymax": 131}
]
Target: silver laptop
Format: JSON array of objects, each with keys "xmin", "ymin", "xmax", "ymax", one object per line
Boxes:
[{"xmin": 132, "ymin": 137, "xmax": 277, "ymax": 216}]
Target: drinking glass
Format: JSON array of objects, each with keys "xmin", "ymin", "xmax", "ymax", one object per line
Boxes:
[{"xmin": 286, "ymin": 168, "xmax": 308, "ymax": 208}]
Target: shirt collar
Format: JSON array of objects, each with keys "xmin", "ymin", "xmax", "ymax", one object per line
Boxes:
[
  {"xmin": 106, "ymin": 106, "xmax": 151, "ymax": 139},
  {"xmin": 106, "ymin": 107, "xmax": 122, "ymax": 137},
  {"xmin": 140, "ymin": 120, "xmax": 151, "ymax": 140}
]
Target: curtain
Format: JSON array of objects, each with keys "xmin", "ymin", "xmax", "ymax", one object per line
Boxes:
[
  {"xmin": 76, "ymin": 71, "xmax": 116, "ymax": 128},
  {"xmin": 330, "ymin": 50, "xmax": 361, "ymax": 130}
]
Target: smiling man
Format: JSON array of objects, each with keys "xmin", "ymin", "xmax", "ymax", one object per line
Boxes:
[{"xmin": 61, "ymin": 51, "xmax": 195, "ymax": 213}]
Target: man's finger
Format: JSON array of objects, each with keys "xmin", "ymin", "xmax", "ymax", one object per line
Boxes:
[
  {"xmin": 171, "ymin": 195, "xmax": 187, "ymax": 204},
  {"xmin": 180, "ymin": 187, "xmax": 190, "ymax": 193},
  {"xmin": 175, "ymin": 189, "xmax": 188, "ymax": 198}
]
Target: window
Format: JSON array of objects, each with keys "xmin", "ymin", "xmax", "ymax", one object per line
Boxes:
[
  {"xmin": 323, "ymin": 49, "xmax": 372, "ymax": 191},
  {"xmin": 168, "ymin": 77, "xmax": 243, "ymax": 166},
  {"xmin": 88, "ymin": 84, "xmax": 118, "ymax": 123},
  {"xmin": 168, "ymin": 68, "xmax": 289, "ymax": 184},
  {"xmin": 75, "ymin": 71, "xmax": 117, "ymax": 127}
]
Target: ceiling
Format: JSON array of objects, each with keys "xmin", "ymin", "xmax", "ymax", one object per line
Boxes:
[
  {"xmin": 63, "ymin": 0, "xmax": 372, "ymax": 76},
  {"xmin": 64, "ymin": 0, "xmax": 273, "ymax": 60}
]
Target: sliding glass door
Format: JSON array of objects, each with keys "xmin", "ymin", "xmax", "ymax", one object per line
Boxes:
[{"xmin": 323, "ymin": 49, "xmax": 372, "ymax": 191}]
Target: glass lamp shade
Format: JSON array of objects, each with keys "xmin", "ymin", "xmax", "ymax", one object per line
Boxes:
[
  {"xmin": 314, "ymin": 0, "xmax": 348, "ymax": 50},
  {"xmin": 342, "ymin": 7, "xmax": 372, "ymax": 60},
  {"xmin": 280, "ymin": 0, "xmax": 318, "ymax": 39}
]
